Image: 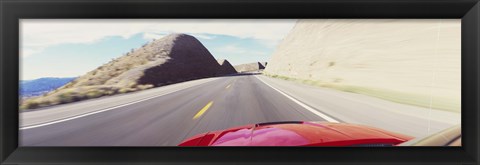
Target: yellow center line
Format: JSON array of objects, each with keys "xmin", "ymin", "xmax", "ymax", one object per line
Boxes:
[
  {"xmin": 193, "ymin": 101, "xmax": 213, "ymax": 119},
  {"xmin": 227, "ymin": 79, "xmax": 237, "ymax": 88}
]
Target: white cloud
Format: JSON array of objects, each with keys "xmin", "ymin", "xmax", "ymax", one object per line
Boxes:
[
  {"xmin": 191, "ymin": 34, "xmax": 216, "ymax": 40},
  {"xmin": 21, "ymin": 46, "xmax": 45, "ymax": 58},
  {"xmin": 20, "ymin": 19, "xmax": 296, "ymax": 58},
  {"xmin": 142, "ymin": 32, "xmax": 167, "ymax": 40},
  {"xmin": 217, "ymin": 45, "xmax": 267, "ymax": 56}
]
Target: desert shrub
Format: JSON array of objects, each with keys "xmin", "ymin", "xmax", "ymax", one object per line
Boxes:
[
  {"xmin": 105, "ymin": 89, "xmax": 117, "ymax": 95},
  {"xmin": 86, "ymin": 90, "xmax": 103, "ymax": 99},
  {"xmin": 127, "ymin": 82, "xmax": 137, "ymax": 88},
  {"xmin": 63, "ymin": 82, "xmax": 74, "ymax": 89},
  {"xmin": 273, "ymin": 75, "xmax": 294, "ymax": 81},
  {"xmin": 328, "ymin": 61, "xmax": 336, "ymax": 67},
  {"xmin": 136, "ymin": 84, "xmax": 154, "ymax": 90},
  {"xmin": 118, "ymin": 88, "xmax": 136, "ymax": 94},
  {"xmin": 38, "ymin": 100, "xmax": 52, "ymax": 107},
  {"xmin": 302, "ymin": 79, "xmax": 316, "ymax": 85},
  {"xmin": 125, "ymin": 63, "xmax": 133, "ymax": 70},
  {"xmin": 333, "ymin": 78, "xmax": 343, "ymax": 83},
  {"xmin": 21, "ymin": 100, "xmax": 40, "ymax": 109},
  {"xmin": 57, "ymin": 91, "xmax": 77, "ymax": 104}
]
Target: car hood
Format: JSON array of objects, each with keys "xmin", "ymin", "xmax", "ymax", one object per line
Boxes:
[{"xmin": 180, "ymin": 121, "xmax": 413, "ymax": 146}]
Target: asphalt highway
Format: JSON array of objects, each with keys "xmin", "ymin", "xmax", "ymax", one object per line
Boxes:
[
  {"xmin": 20, "ymin": 74, "xmax": 329, "ymax": 146},
  {"xmin": 19, "ymin": 74, "xmax": 460, "ymax": 146}
]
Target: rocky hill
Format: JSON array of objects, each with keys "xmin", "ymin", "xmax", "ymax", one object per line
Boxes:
[
  {"xmin": 216, "ymin": 59, "xmax": 237, "ymax": 75},
  {"xmin": 234, "ymin": 62, "xmax": 266, "ymax": 73},
  {"xmin": 21, "ymin": 33, "xmax": 223, "ymax": 109},
  {"xmin": 264, "ymin": 19, "xmax": 461, "ymax": 112}
]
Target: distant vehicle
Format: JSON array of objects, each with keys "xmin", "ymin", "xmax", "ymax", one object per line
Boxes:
[{"xmin": 178, "ymin": 121, "xmax": 415, "ymax": 146}]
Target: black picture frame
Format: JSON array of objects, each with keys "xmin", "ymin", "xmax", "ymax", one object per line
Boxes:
[{"xmin": 1, "ymin": 0, "xmax": 479, "ymax": 164}]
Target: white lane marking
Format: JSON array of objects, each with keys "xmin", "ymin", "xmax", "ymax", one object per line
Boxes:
[
  {"xmin": 20, "ymin": 79, "xmax": 217, "ymax": 130},
  {"xmin": 254, "ymin": 75, "xmax": 339, "ymax": 123}
]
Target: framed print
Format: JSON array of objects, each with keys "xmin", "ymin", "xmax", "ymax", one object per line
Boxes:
[{"xmin": 1, "ymin": 0, "xmax": 479, "ymax": 164}]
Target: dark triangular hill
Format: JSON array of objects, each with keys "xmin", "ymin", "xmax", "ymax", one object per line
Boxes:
[{"xmin": 216, "ymin": 59, "xmax": 237, "ymax": 75}]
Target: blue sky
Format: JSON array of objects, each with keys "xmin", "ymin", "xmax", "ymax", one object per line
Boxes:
[{"xmin": 20, "ymin": 19, "xmax": 296, "ymax": 80}]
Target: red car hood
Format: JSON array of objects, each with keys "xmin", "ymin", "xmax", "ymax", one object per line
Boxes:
[{"xmin": 179, "ymin": 121, "xmax": 413, "ymax": 146}]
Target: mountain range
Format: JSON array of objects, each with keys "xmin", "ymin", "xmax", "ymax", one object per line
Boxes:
[{"xmin": 20, "ymin": 77, "xmax": 76, "ymax": 98}]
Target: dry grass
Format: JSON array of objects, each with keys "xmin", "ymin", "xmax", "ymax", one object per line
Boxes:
[
  {"xmin": 263, "ymin": 72, "xmax": 460, "ymax": 113},
  {"xmin": 19, "ymin": 83, "xmax": 155, "ymax": 110}
]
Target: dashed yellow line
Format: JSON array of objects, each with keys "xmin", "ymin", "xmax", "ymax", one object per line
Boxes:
[
  {"xmin": 226, "ymin": 80, "xmax": 237, "ymax": 89},
  {"xmin": 193, "ymin": 101, "xmax": 213, "ymax": 119}
]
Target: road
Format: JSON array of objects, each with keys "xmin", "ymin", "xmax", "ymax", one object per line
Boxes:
[{"xmin": 19, "ymin": 74, "xmax": 461, "ymax": 146}]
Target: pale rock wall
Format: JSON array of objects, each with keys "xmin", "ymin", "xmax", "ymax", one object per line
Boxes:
[{"xmin": 265, "ymin": 19, "xmax": 461, "ymax": 111}]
